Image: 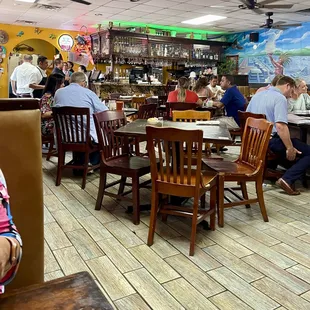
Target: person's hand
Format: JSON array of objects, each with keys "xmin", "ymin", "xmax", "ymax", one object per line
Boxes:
[
  {"xmin": 65, "ymin": 75, "xmax": 70, "ymax": 81},
  {"xmin": 286, "ymin": 147, "xmax": 302, "ymax": 161},
  {"xmin": 0, "ymin": 237, "xmax": 11, "ymax": 280}
]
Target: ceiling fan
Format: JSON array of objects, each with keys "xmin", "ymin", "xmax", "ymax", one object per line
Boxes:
[
  {"xmin": 239, "ymin": 0, "xmax": 294, "ymax": 14},
  {"xmin": 260, "ymin": 12, "xmax": 301, "ymax": 29},
  {"xmin": 70, "ymin": 0, "xmax": 91, "ymax": 5}
]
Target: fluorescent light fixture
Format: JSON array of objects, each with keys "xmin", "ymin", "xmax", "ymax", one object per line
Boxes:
[
  {"xmin": 210, "ymin": 6, "xmax": 225, "ymax": 8},
  {"xmin": 182, "ymin": 15, "xmax": 226, "ymax": 25},
  {"xmin": 16, "ymin": 0, "xmax": 36, "ymax": 2}
]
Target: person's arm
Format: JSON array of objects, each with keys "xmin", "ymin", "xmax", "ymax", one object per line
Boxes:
[
  {"xmin": 91, "ymin": 92, "xmax": 108, "ymax": 113},
  {"xmin": 276, "ymin": 122, "xmax": 301, "ymax": 161},
  {"xmin": 28, "ymin": 71, "xmax": 45, "ymax": 90},
  {"xmin": 213, "ymin": 88, "xmax": 230, "ymax": 109},
  {"xmin": 268, "ymin": 53, "xmax": 277, "ymax": 67},
  {"xmin": 10, "ymin": 68, "xmax": 17, "ymax": 95},
  {"xmin": 0, "ymin": 172, "xmax": 22, "ymax": 289}
]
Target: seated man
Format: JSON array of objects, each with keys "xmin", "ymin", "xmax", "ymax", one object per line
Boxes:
[
  {"xmin": 212, "ymin": 75, "xmax": 246, "ymax": 126},
  {"xmin": 247, "ymin": 75, "xmax": 310, "ymax": 195},
  {"xmin": 207, "ymin": 75, "xmax": 224, "ymax": 100},
  {"xmin": 54, "ymin": 71, "xmax": 108, "ymax": 167}
]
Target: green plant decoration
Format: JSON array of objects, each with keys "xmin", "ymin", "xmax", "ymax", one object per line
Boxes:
[
  {"xmin": 279, "ymin": 52, "xmax": 292, "ymax": 66},
  {"xmin": 17, "ymin": 31, "xmax": 24, "ymax": 37},
  {"xmin": 217, "ymin": 59, "xmax": 238, "ymax": 75},
  {"xmin": 49, "ymin": 34, "xmax": 56, "ymax": 39}
]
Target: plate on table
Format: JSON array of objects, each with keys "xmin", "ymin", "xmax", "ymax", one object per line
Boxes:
[
  {"xmin": 120, "ymin": 96, "xmax": 132, "ymax": 99},
  {"xmin": 196, "ymin": 120, "xmax": 220, "ymax": 126}
]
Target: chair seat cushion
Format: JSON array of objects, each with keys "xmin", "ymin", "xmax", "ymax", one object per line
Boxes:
[
  {"xmin": 106, "ymin": 155, "xmax": 151, "ymax": 170},
  {"xmin": 203, "ymin": 159, "xmax": 255, "ymax": 176}
]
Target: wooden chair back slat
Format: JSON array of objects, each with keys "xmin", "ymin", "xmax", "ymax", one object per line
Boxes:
[
  {"xmin": 53, "ymin": 107, "xmax": 90, "ymax": 146},
  {"xmin": 94, "ymin": 111, "xmax": 127, "ymax": 162},
  {"xmin": 172, "ymin": 110, "xmax": 211, "ymax": 122},
  {"xmin": 146, "ymin": 127, "xmax": 203, "ymax": 188},
  {"xmin": 138, "ymin": 103, "xmax": 157, "ymax": 119},
  {"xmin": 238, "ymin": 111, "xmax": 266, "ymax": 140},
  {"xmin": 239, "ymin": 117, "xmax": 273, "ymax": 169}
]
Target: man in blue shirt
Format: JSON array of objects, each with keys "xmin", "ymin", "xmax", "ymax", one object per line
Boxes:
[
  {"xmin": 54, "ymin": 71, "xmax": 108, "ymax": 168},
  {"xmin": 247, "ymin": 76, "xmax": 310, "ymax": 195},
  {"xmin": 213, "ymin": 75, "xmax": 246, "ymax": 126}
]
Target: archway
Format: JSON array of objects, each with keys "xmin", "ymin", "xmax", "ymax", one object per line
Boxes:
[{"xmin": 8, "ymin": 39, "xmax": 58, "ymax": 96}]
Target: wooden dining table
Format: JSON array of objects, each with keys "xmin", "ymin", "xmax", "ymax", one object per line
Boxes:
[
  {"xmin": 114, "ymin": 119, "xmax": 233, "ymax": 144},
  {"xmin": 0, "ymin": 272, "xmax": 114, "ymax": 310}
]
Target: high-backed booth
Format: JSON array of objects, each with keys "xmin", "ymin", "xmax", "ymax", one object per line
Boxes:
[{"xmin": 0, "ymin": 100, "xmax": 44, "ymax": 291}]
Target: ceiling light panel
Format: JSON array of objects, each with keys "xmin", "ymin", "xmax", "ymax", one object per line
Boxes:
[{"xmin": 182, "ymin": 15, "xmax": 227, "ymax": 25}]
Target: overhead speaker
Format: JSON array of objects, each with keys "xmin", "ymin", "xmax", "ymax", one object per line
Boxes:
[{"xmin": 250, "ymin": 32, "xmax": 259, "ymax": 43}]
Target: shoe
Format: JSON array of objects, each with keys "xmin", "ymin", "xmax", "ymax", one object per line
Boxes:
[{"xmin": 276, "ymin": 178, "xmax": 300, "ymax": 195}]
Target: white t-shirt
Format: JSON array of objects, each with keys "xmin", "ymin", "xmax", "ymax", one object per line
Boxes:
[
  {"xmin": 29, "ymin": 66, "xmax": 47, "ymax": 85},
  {"xmin": 207, "ymin": 84, "xmax": 223, "ymax": 100},
  {"xmin": 10, "ymin": 62, "xmax": 36, "ymax": 94}
]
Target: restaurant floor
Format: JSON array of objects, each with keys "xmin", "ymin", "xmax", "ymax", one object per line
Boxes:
[{"xmin": 43, "ymin": 146, "xmax": 310, "ymax": 310}]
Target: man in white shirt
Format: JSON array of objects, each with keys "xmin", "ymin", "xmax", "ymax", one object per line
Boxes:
[
  {"xmin": 10, "ymin": 55, "xmax": 36, "ymax": 97},
  {"xmin": 207, "ymin": 75, "xmax": 224, "ymax": 100}
]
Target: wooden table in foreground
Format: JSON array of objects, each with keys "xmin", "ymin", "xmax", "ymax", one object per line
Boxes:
[
  {"xmin": 0, "ymin": 272, "xmax": 114, "ymax": 310},
  {"xmin": 115, "ymin": 119, "xmax": 233, "ymax": 145}
]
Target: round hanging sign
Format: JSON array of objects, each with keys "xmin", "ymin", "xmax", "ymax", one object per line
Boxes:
[{"xmin": 58, "ymin": 34, "xmax": 74, "ymax": 51}]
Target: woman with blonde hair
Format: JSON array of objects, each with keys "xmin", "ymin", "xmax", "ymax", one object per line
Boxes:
[
  {"xmin": 167, "ymin": 76, "xmax": 201, "ymax": 104},
  {"xmin": 288, "ymin": 78, "xmax": 310, "ymax": 112}
]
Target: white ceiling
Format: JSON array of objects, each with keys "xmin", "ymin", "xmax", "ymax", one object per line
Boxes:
[{"xmin": 0, "ymin": 0, "xmax": 309, "ymax": 33}]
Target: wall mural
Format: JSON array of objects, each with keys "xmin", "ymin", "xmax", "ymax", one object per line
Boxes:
[{"xmin": 225, "ymin": 22, "xmax": 310, "ymax": 84}]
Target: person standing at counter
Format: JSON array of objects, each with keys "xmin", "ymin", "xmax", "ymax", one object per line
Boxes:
[
  {"xmin": 68, "ymin": 61, "xmax": 74, "ymax": 74},
  {"xmin": 30, "ymin": 56, "xmax": 48, "ymax": 99},
  {"xmin": 167, "ymin": 77, "xmax": 201, "ymax": 104}
]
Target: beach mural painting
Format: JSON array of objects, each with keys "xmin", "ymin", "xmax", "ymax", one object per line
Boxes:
[{"xmin": 224, "ymin": 23, "xmax": 310, "ymax": 84}]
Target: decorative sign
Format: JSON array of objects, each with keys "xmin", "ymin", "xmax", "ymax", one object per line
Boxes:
[
  {"xmin": 0, "ymin": 46, "xmax": 6, "ymax": 58},
  {"xmin": 58, "ymin": 34, "xmax": 74, "ymax": 51}
]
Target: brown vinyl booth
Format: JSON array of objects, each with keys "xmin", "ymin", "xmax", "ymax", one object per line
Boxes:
[{"xmin": 0, "ymin": 99, "xmax": 44, "ymax": 291}]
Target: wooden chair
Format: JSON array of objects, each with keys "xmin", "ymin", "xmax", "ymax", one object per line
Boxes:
[
  {"xmin": 94, "ymin": 111, "xmax": 152, "ymax": 224},
  {"xmin": 132, "ymin": 97, "xmax": 146, "ymax": 109},
  {"xmin": 166, "ymin": 102, "xmax": 198, "ymax": 120},
  {"xmin": 204, "ymin": 117, "xmax": 273, "ymax": 227},
  {"xmin": 157, "ymin": 95, "xmax": 168, "ymax": 118},
  {"xmin": 238, "ymin": 111, "xmax": 285, "ymax": 182},
  {"xmin": 146, "ymin": 126, "xmax": 218, "ymax": 256},
  {"xmin": 172, "ymin": 110, "xmax": 222, "ymax": 160},
  {"xmin": 52, "ymin": 107, "xmax": 100, "ymax": 189},
  {"xmin": 138, "ymin": 103, "xmax": 157, "ymax": 119},
  {"xmin": 42, "ymin": 133, "xmax": 56, "ymax": 161}
]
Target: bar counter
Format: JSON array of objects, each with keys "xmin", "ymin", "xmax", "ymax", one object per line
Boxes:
[{"xmin": 91, "ymin": 82, "xmax": 166, "ymax": 98}]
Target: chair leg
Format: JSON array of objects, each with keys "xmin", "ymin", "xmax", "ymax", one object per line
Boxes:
[
  {"xmin": 200, "ymin": 193, "xmax": 206, "ymax": 209},
  {"xmin": 189, "ymin": 197, "xmax": 199, "ymax": 256},
  {"xmin": 256, "ymin": 177, "xmax": 269, "ymax": 222},
  {"xmin": 56, "ymin": 151, "xmax": 65, "ymax": 186},
  {"xmin": 147, "ymin": 190, "xmax": 159, "ymax": 246},
  {"xmin": 132, "ymin": 175, "xmax": 140, "ymax": 225},
  {"xmin": 118, "ymin": 176, "xmax": 127, "ymax": 197},
  {"xmin": 209, "ymin": 187, "xmax": 216, "ymax": 231},
  {"xmin": 217, "ymin": 173, "xmax": 225, "ymax": 227},
  {"xmin": 46, "ymin": 142, "xmax": 52, "ymax": 161},
  {"xmin": 135, "ymin": 138, "xmax": 140, "ymax": 156},
  {"xmin": 81, "ymin": 152, "xmax": 90, "ymax": 189},
  {"xmin": 95, "ymin": 168, "xmax": 106, "ymax": 210},
  {"xmin": 240, "ymin": 181, "xmax": 251, "ymax": 208}
]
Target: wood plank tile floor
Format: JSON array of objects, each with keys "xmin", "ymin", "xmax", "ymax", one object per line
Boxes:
[{"xmin": 43, "ymin": 147, "xmax": 310, "ymax": 310}]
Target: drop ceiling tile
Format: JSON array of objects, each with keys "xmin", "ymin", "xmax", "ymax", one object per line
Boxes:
[
  {"xmin": 93, "ymin": 7, "xmax": 125, "ymax": 14},
  {"xmin": 109, "ymin": 14, "xmax": 136, "ymax": 21},
  {"xmin": 65, "ymin": 3, "xmax": 101, "ymax": 10},
  {"xmin": 129, "ymin": 4, "xmax": 163, "ymax": 13},
  {"xmin": 171, "ymin": 3, "xmax": 205, "ymax": 11},
  {"xmin": 105, "ymin": 1, "xmax": 141, "ymax": 9},
  {"xmin": 144, "ymin": 0, "xmax": 182, "ymax": 9},
  {"xmin": 153, "ymin": 8, "xmax": 187, "ymax": 16}
]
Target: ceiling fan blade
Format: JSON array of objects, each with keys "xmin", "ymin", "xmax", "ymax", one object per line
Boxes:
[
  {"xmin": 279, "ymin": 23, "xmax": 302, "ymax": 27},
  {"xmin": 263, "ymin": 4, "xmax": 294, "ymax": 9},
  {"xmin": 259, "ymin": 0, "xmax": 283, "ymax": 5},
  {"xmin": 272, "ymin": 21, "xmax": 286, "ymax": 26},
  {"xmin": 240, "ymin": 0, "xmax": 252, "ymax": 6},
  {"xmin": 71, "ymin": 0, "xmax": 91, "ymax": 5},
  {"xmin": 253, "ymin": 8, "xmax": 265, "ymax": 14}
]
